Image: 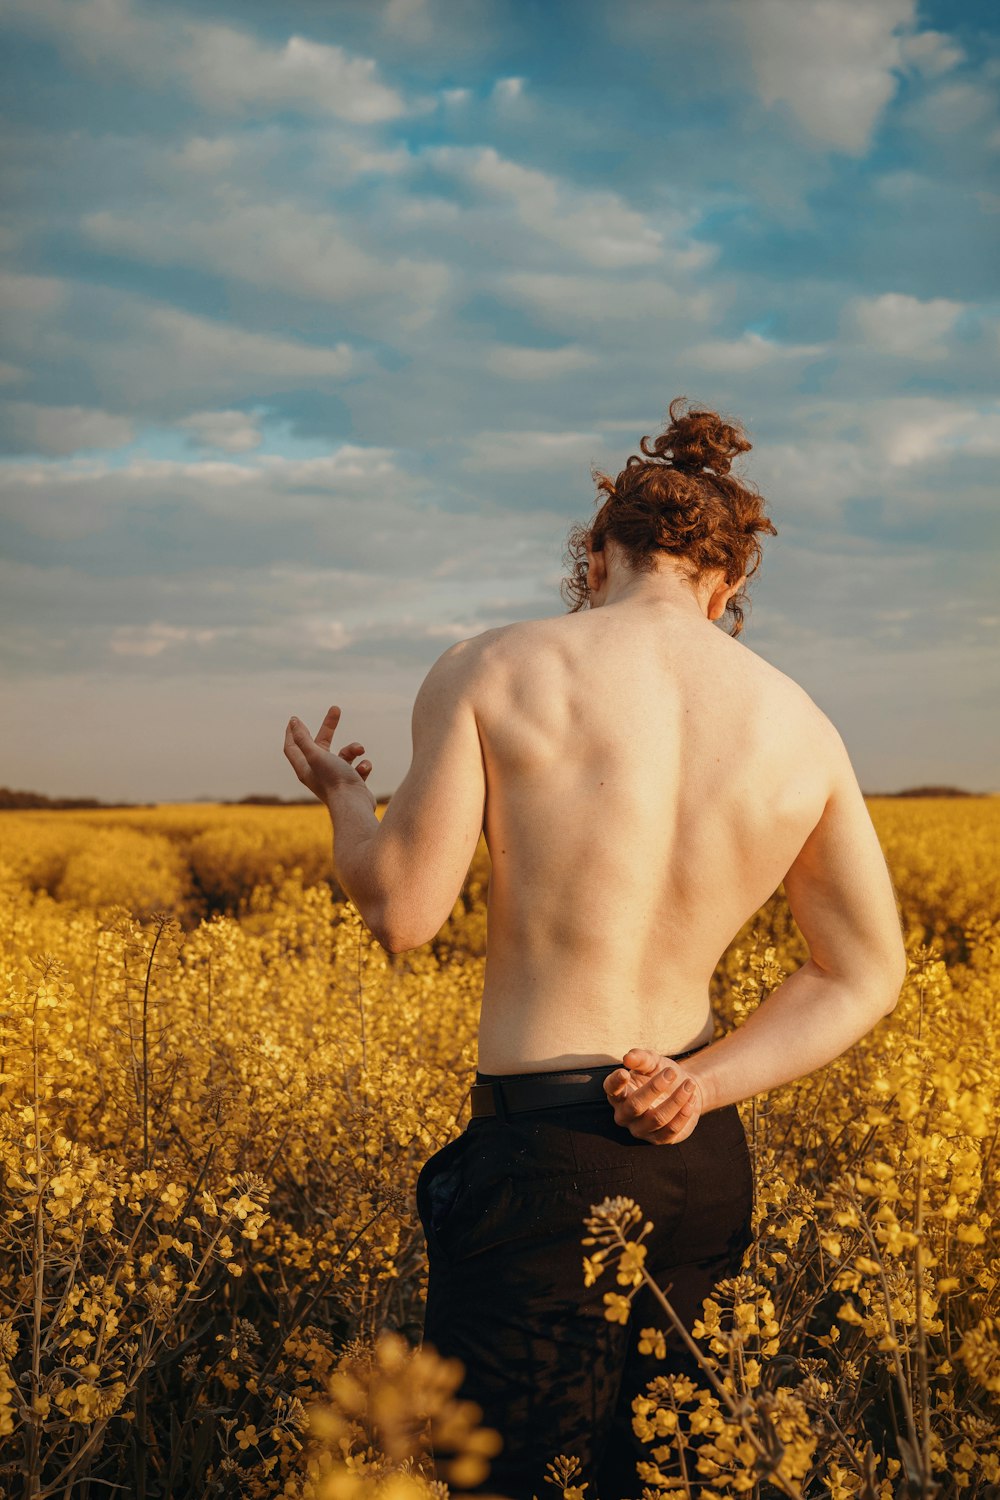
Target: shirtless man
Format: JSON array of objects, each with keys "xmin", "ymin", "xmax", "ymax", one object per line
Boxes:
[{"xmin": 283, "ymin": 400, "xmax": 907, "ymax": 1498}]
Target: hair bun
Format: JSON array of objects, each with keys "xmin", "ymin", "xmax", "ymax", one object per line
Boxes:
[
  {"xmin": 563, "ymin": 393, "xmax": 776, "ymax": 632},
  {"xmin": 641, "ymin": 396, "xmax": 752, "ymax": 477}
]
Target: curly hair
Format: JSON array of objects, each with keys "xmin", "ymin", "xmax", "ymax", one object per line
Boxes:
[{"xmin": 561, "ymin": 396, "xmax": 777, "ymax": 637}]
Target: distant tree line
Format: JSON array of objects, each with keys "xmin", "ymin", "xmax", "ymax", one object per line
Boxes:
[
  {"xmin": 0, "ymin": 783, "xmax": 988, "ymax": 811},
  {"xmin": 859, "ymin": 786, "xmax": 986, "ymax": 799},
  {"xmin": 0, "ymin": 787, "xmax": 316, "ymax": 810},
  {"xmin": 0, "ymin": 786, "xmax": 156, "ymax": 810}
]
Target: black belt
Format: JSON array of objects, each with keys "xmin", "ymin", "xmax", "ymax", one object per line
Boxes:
[
  {"xmin": 469, "ymin": 1047, "xmax": 708, "ymax": 1120},
  {"xmin": 470, "ymin": 1064, "xmax": 620, "ymax": 1119}
]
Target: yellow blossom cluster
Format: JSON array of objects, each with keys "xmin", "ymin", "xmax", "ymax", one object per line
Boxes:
[{"xmin": 0, "ymin": 794, "xmax": 996, "ymax": 1497}]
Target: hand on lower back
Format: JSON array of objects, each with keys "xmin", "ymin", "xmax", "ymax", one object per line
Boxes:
[{"xmin": 603, "ymin": 1047, "xmax": 705, "ymax": 1145}]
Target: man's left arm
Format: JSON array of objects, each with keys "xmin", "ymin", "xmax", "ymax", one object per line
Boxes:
[{"xmin": 320, "ymin": 639, "xmax": 487, "ymax": 952}]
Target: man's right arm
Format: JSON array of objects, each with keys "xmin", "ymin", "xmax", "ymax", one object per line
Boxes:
[{"xmin": 685, "ymin": 724, "xmax": 908, "ymax": 1114}]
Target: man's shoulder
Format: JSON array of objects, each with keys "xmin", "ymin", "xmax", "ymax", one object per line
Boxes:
[
  {"xmin": 427, "ymin": 618, "xmax": 567, "ymax": 716},
  {"xmin": 722, "ymin": 633, "xmax": 841, "ymax": 746},
  {"xmin": 441, "ymin": 616, "xmax": 562, "ymax": 669},
  {"xmin": 475, "ymin": 616, "xmax": 562, "ymax": 643}
]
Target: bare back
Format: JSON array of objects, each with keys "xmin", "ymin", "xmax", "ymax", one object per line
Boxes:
[{"xmin": 471, "ymin": 606, "xmax": 837, "ymax": 1072}]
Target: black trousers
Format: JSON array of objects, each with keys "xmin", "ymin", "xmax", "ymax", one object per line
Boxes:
[{"xmin": 415, "ymin": 1043, "xmax": 755, "ymax": 1500}]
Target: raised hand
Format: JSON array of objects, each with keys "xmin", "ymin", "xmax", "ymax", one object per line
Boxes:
[
  {"xmin": 283, "ymin": 706, "xmax": 376, "ymax": 810},
  {"xmin": 603, "ymin": 1046, "xmax": 705, "ymax": 1145}
]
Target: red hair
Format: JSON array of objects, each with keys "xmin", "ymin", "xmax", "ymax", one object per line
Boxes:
[{"xmin": 561, "ymin": 397, "xmax": 777, "ymax": 636}]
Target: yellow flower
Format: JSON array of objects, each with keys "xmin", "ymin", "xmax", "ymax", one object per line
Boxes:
[
  {"xmin": 603, "ymin": 1293, "xmax": 631, "ymax": 1326},
  {"xmin": 582, "ymin": 1254, "xmax": 606, "ymax": 1287},
  {"xmin": 637, "ymin": 1326, "xmax": 667, "ymax": 1359},
  {"xmin": 616, "ymin": 1241, "xmax": 647, "ymax": 1287}
]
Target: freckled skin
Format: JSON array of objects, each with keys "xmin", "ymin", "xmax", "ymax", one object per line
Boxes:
[{"xmin": 469, "ymin": 560, "xmax": 835, "ymax": 1075}]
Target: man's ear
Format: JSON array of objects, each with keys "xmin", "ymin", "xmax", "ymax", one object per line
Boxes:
[
  {"xmin": 587, "ymin": 538, "xmax": 608, "ymax": 590},
  {"xmin": 708, "ymin": 570, "xmax": 746, "ymax": 620}
]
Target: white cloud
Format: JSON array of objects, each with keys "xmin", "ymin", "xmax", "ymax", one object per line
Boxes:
[
  {"xmin": 0, "ymin": 269, "xmax": 66, "ymax": 312},
  {"xmin": 484, "ymin": 344, "xmax": 598, "ymax": 380},
  {"xmin": 594, "ymin": 418, "xmax": 660, "ymax": 433},
  {"xmin": 869, "ymin": 399, "xmax": 1000, "ymax": 466},
  {"xmin": 428, "ymin": 146, "xmax": 666, "ymax": 269},
  {"xmin": 4, "ymin": 0, "xmax": 407, "ymax": 122},
  {"xmin": 81, "ymin": 193, "xmax": 450, "ymax": 316},
  {"xmin": 499, "ymin": 271, "xmax": 715, "ymax": 330},
  {"xmin": 748, "ymin": 397, "xmax": 1000, "ymax": 519},
  {"xmin": 330, "ymin": 141, "xmax": 412, "ymax": 178},
  {"xmin": 492, "ymin": 76, "xmax": 525, "ymax": 101},
  {"xmin": 298, "ymin": 617, "xmax": 353, "ymax": 652},
  {"xmin": 1, "ymin": 403, "xmax": 134, "ymax": 455},
  {"xmin": 425, "ymin": 619, "xmax": 485, "ymax": 639},
  {"xmin": 179, "ymin": 409, "xmax": 263, "ymax": 453},
  {"xmin": 382, "ymin": 0, "xmax": 432, "ymax": 40},
  {"xmin": 846, "ymin": 292, "xmax": 964, "ymax": 359},
  {"xmin": 461, "ymin": 429, "xmax": 602, "ymax": 472},
  {"xmin": 740, "ymin": 0, "xmax": 916, "ymax": 154},
  {"xmin": 871, "ymin": 169, "xmax": 931, "ymax": 202},
  {"xmin": 164, "ymin": 124, "xmax": 412, "ymax": 191},
  {"xmin": 109, "ymin": 614, "xmax": 352, "ymax": 658},
  {"xmin": 186, "ymin": 29, "xmax": 406, "ymax": 123},
  {"xmin": 900, "ymin": 29, "xmax": 965, "ymax": 77},
  {"xmin": 0, "ymin": 443, "xmax": 406, "ymax": 541},
  {"xmin": 751, "ymin": 435, "xmax": 872, "ymax": 515},
  {"xmin": 685, "ymin": 330, "xmax": 827, "ymax": 372},
  {"xmin": 0, "ymin": 275, "xmax": 362, "ymax": 410},
  {"xmin": 110, "ymin": 622, "xmax": 222, "ymax": 657},
  {"xmin": 0, "ymin": 448, "xmax": 570, "ymax": 711},
  {"xmin": 172, "ymin": 135, "xmax": 239, "ymax": 174},
  {"xmin": 916, "ymin": 81, "xmax": 996, "ymax": 136},
  {"xmin": 144, "ymin": 306, "xmax": 355, "ymax": 384}
]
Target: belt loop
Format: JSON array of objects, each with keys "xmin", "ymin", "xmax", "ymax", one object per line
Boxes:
[{"xmin": 493, "ymin": 1080, "xmax": 511, "ymax": 1123}]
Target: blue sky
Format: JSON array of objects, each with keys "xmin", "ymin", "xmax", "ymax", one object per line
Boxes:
[{"xmin": 1, "ymin": 0, "xmax": 998, "ymax": 801}]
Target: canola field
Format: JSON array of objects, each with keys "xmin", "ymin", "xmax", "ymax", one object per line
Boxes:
[{"xmin": 0, "ymin": 797, "xmax": 998, "ymax": 1499}]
